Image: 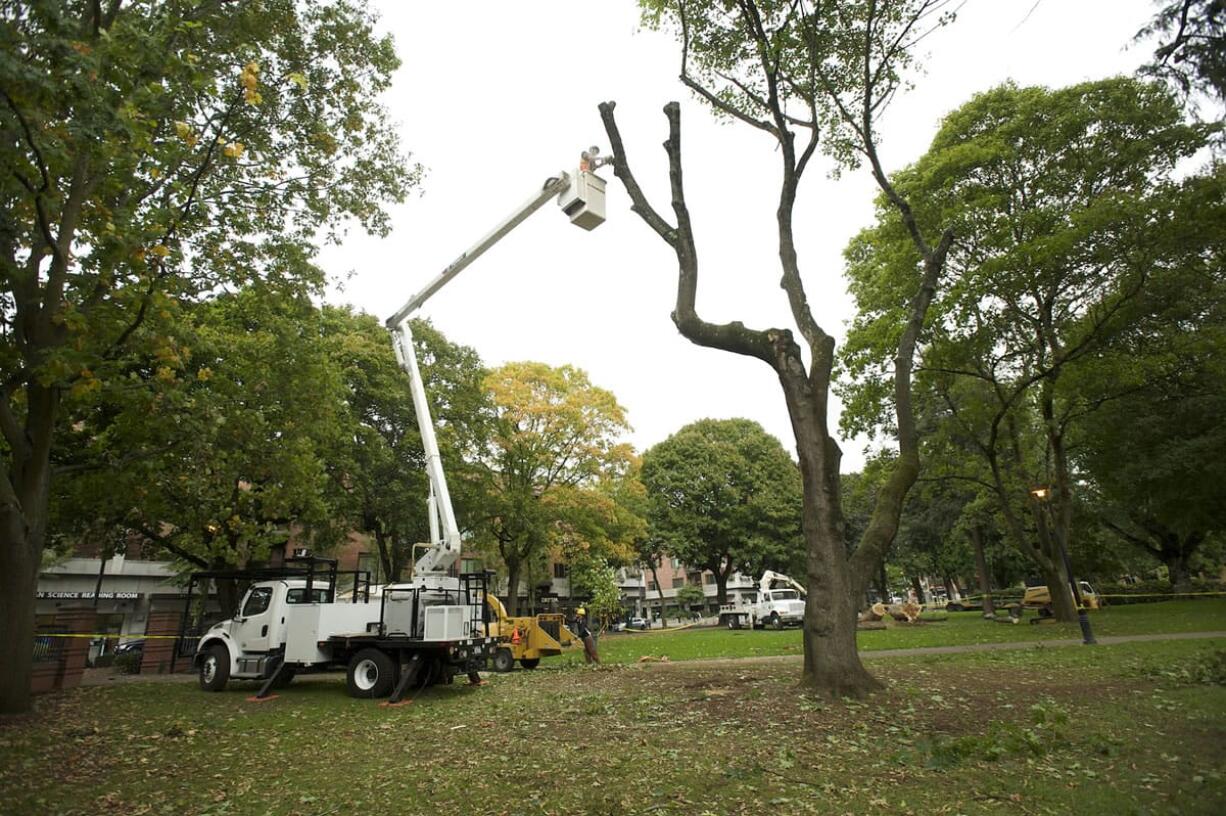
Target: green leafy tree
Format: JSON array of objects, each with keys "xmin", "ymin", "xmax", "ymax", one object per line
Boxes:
[
  {"xmin": 320, "ymin": 308, "xmax": 489, "ymax": 582},
  {"xmin": 1069, "ymin": 178, "xmax": 1226, "ymax": 586},
  {"xmin": 601, "ymin": 0, "xmax": 959, "ymax": 697},
  {"xmin": 569, "ymin": 551, "xmax": 624, "ymax": 627},
  {"xmin": 52, "ymin": 288, "xmax": 352, "ymax": 614},
  {"xmin": 675, "ymin": 582, "xmax": 706, "ymax": 615},
  {"xmin": 840, "ymin": 78, "xmax": 1213, "ymax": 621},
  {"xmin": 0, "ymin": 0, "xmax": 415, "ymax": 712},
  {"xmin": 476, "ymin": 362, "xmax": 639, "ymax": 614},
  {"xmin": 641, "ymin": 419, "xmax": 802, "ymax": 607}
]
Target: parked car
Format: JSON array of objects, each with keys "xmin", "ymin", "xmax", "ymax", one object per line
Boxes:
[
  {"xmin": 627, "ymin": 617, "xmax": 650, "ymax": 630},
  {"xmin": 115, "ymin": 639, "xmax": 144, "ymax": 655}
]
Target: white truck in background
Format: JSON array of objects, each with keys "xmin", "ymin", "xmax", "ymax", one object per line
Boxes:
[{"xmin": 717, "ymin": 570, "xmax": 807, "ymax": 630}]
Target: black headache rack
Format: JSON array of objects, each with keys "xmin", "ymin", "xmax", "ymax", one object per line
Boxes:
[{"xmin": 173, "ymin": 556, "xmax": 373, "ymax": 669}]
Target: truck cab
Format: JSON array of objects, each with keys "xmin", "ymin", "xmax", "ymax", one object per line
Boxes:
[{"xmin": 196, "ymin": 576, "xmax": 378, "ymax": 688}]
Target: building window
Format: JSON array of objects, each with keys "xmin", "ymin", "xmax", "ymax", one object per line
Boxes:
[
  {"xmin": 687, "ymin": 572, "xmax": 702, "ymax": 585},
  {"xmin": 647, "ymin": 581, "xmax": 657, "ymax": 592},
  {"xmin": 553, "ymin": 562, "xmax": 567, "ymax": 579},
  {"xmin": 672, "ymin": 577, "xmax": 685, "ymax": 588},
  {"xmin": 704, "ymin": 573, "xmax": 716, "ymax": 585},
  {"xmin": 671, "ymin": 558, "xmax": 682, "ymax": 569}
]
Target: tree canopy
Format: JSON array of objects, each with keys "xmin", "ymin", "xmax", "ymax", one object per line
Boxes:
[
  {"xmin": 641, "ymin": 418, "xmax": 802, "ymax": 605},
  {"xmin": 0, "ymin": 0, "xmax": 415, "ymax": 713},
  {"xmin": 474, "ymin": 362, "xmax": 641, "ymax": 613},
  {"xmin": 839, "ymin": 77, "xmax": 1219, "ymax": 616},
  {"xmin": 321, "ymin": 308, "xmax": 489, "ymax": 582}
]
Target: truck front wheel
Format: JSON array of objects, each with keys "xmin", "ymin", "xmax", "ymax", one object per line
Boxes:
[
  {"xmin": 199, "ymin": 643, "xmax": 230, "ymax": 692},
  {"xmin": 346, "ymin": 648, "xmax": 396, "ymax": 698}
]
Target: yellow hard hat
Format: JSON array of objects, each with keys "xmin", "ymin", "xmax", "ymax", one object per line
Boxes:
[{"xmin": 576, "ymin": 607, "xmax": 586, "ymax": 616}]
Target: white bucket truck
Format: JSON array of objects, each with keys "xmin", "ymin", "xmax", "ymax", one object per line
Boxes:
[
  {"xmin": 188, "ymin": 150, "xmax": 609, "ymax": 702},
  {"xmin": 717, "ymin": 570, "xmax": 807, "ymax": 630}
]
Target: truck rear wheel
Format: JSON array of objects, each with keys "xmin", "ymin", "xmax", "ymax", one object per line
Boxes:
[
  {"xmin": 199, "ymin": 643, "xmax": 230, "ymax": 692},
  {"xmin": 519, "ymin": 657, "xmax": 540, "ymax": 670},
  {"xmin": 346, "ymin": 648, "xmax": 396, "ymax": 698},
  {"xmin": 492, "ymin": 648, "xmax": 514, "ymax": 673}
]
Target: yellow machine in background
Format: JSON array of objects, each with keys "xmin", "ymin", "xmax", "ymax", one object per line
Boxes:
[
  {"xmin": 484, "ymin": 594, "xmax": 581, "ymax": 671},
  {"xmin": 1023, "ymin": 581, "xmax": 1104, "ymax": 610}
]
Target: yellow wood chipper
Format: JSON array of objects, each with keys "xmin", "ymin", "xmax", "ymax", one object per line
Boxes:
[{"xmin": 484, "ymin": 594, "xmax": 582, "ymax": 672}]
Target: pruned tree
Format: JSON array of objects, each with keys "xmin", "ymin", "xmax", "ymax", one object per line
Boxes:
[{"xmin": 599, "ymin": 0, "xmax": 957, "ymax": 696}]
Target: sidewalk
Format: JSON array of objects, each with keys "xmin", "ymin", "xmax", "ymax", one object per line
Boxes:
[{"xmin": 643, "ymin": 630, "xmax": 1226, "ymax": 670}]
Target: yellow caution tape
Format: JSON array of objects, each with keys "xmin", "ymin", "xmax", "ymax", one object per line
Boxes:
[
  {"xmin": 35, "ymin": 633, "xmax": 183, "ymax": 639},
  {"xmin": 619, "ymin": 622, "xmax": 699, "ymax": 634},
  {"xmin": 951, "ymin": 590, "xmax": 1226, "ymax": 603},
  {"xmin": 1096, "ymin": 591, "xmax": 1226, "ymax": 598}
]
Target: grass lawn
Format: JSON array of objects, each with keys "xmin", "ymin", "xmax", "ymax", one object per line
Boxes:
[
  {"xmin": 588, "ymin": 599, "xmax": 1226, "ymax": 665},
  {"xmin": 1, "ymin": 637, "xmax": 1223, "ymax": 815}
]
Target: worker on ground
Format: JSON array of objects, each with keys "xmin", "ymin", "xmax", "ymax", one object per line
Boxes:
[{"xmin": 574, "ymin": 607, "xmax": 600, "ymax": 664}]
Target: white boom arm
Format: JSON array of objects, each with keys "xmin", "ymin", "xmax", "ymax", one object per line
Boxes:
[
  {"xmin": 386, "ymin": 175, "xmax": 572, "ymax": 329},
  {"xmin": 385, "ymin": 160, "xmax": 606, "ymax": 578},
  {"xmin": 759, "ymin": 570, "xmax": 807, "ymax": 597}
]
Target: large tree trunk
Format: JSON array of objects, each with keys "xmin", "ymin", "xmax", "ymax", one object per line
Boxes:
[
  {"xmin": 506, "ymin": 559, "xmax": 522, "ymax": 616},
  {"xmin": 1, "ymin": 384, "xmax": 58, "ymax": 715},
  {"xmin": 1038, "ymin": 560, "xmax": 1078, "ymax": 622},
  {"xmin": 970, "ymin": 525, "xmax": 995, "ymax": 616},
  {"xmin": 1166, "ymin": 552, "xmax": 1191, "ymax": 589},
  {"xmin": 791, "ymin": 393, "xmax": 882, "ymax": 697},
  {"xmin": 1029, "ymin": 500, "xmax": 1078, "ymax": 622},
  {"xmin": 215, "ymin": 576, "xmax": 242, "ymax": 620},
  {"xmin": 1160, "ymin": 531, "xmax": 1201, "ymax": 589},
  {"xmin": 0, "ymin": 511, "xmax": 39, "ymax": 715}
]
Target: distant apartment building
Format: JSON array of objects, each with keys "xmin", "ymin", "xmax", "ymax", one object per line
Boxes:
[{"xmin": 624, "ymin": 558, "xmax": 757, "ymax": 620}]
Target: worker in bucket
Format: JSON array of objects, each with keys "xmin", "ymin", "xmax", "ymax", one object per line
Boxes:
[{"xmin": 573, "ymin": 607, "xmax": 600, "ymax": 664}]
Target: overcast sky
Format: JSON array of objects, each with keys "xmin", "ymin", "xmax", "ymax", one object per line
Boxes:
[{"xmin": 318, "ymin": 0, "xmax": 1160, "ymax": 472}]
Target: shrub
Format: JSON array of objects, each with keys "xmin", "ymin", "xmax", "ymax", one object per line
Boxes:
[{"xmin": 113, "ymin": 652, "xmax": 142, "ymax": 674}]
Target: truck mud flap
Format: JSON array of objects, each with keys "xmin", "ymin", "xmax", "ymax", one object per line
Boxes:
[{"xmin": 387, "ymin": 653, "xmax": 425, "ymax": 705}]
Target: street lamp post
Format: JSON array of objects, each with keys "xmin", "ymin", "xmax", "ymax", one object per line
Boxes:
[{"xmin": 1029, "ymin": 486, "xmax": 1097, "ymax": 645}]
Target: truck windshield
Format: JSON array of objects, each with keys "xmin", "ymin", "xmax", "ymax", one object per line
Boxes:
[
  {"xmin": 772, "ymin": 590, "xmax": 799, "ymax": 601},
  {"xmin": 286, "ymin": 588, "xmax": 331, "ymax": 604}
]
